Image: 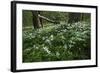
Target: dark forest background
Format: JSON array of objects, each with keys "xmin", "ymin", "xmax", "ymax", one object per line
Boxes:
[{"xmin": 22, "ymin": 10, "xmax": 91, "ymax": 62}]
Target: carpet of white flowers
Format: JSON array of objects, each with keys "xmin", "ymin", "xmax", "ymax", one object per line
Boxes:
[{"xmin": 23, "ymin": 22, "xmax": 91, "ymax": 62}]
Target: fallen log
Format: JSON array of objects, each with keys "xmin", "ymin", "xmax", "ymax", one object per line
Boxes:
[{"xmin": 38, "ymin": 14, "xmax": 59, "ymax": 24}]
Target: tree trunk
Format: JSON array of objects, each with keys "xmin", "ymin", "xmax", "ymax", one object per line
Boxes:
[
  {"xmin": 32, "ymin": 11, "xmax": 41, "ymax": 29},
  {"xmin": 32, "ymin": 11, "xmax": 60, "ymax": 29},
  {"xmin": 68, "ymin": 13, "xmax": 81, "ymax": 23}
]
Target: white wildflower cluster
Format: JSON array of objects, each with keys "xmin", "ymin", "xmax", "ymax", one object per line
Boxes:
[{"xmin": 43, "ymin": 47, "xmax": 51, "ymax": 54}]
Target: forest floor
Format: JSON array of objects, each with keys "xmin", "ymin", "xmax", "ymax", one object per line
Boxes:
[{"xmin": 23, "ymin": 22, "xmax": 91, "ymax": 62}]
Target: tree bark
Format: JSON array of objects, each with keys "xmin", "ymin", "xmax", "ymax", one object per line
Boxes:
[
  {"xmin": 32, "ymin": 11, "xmax": 41, "ymax": 29},
  {"xmin": 32, "ymin": 11, "xmax": 60, "ymax": 29},
  {"xmin": 38, "ymin": 15, "xmax": 60, "ymax": 24},
  {"xmin": 68, "ymin": 13, "xmax": 81, "ymax": 23}
]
